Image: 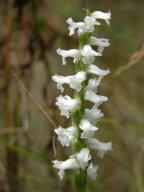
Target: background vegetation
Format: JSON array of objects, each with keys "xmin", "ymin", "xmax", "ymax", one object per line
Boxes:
[{"xmin": 0, "ymin": 0, "xmax": 144, "ymax": 191}]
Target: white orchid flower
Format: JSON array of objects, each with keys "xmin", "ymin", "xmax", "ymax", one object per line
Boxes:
[
  {"xmin": 56, "ymin": 95, "xmax": 80, "ymax": 118},
  {"xmin": 87, "ymin": 138, "xmax": 112, "ymax": 158},
  {"xmin": 57, "ymin": 48, "xmax": 80, "ymax": 65},
  {"xmin": 80, "ymin": 119, "xmax": 98, "ymax": 139},
  {"xmin": 52, "ymin": 71, "xmax": 86, "ymax": 92},
  {"xmin": 92, "ymin": 10, "xmax": 111, "ymax": 25},
  {"xmin": 81, "ymin": 45, "xmax": 102, "ymax": 64},
  {"xmin": 55, "ymin": 126, "xmax": 77, "ymax": 146},
  {"xmin": 53, "ymin": 148, "xmax": 91, "ymax": 179}
]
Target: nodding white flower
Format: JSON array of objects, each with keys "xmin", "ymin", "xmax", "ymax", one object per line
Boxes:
[
  {"xmin": 87, "ymin": 163, "xmax": 98, "ymax": 180},
  {"xmin": 84, "ymin": 107, "xmax": 104, "ymax": 125},
  {"xmin": 89, "ymin": 36, "xmax": 110, "ymax": 47},
  {"xmin": 85, "ymin": 90, "xmax": 108, "ymax": 106},
  {"xmin": 55, "ymin": 126, "xmax": 77, "ymax": 146},
  {"xmin": 88, "ymin": 64, "xmax": 110, "ymax": 76},
  {"xmin": 80, "ymin": 119, "xmax": 98, "ymax": 139},
  {"xmin": 56, "ymin": 95, "xmax": 81, "ymax": 118},
  {"xmin": 92, "ymin": 10, "xmax": 111, "ymax": 25},
  {"xmin": 66, "ymin": 16, "xmax": 100, "ymax": 36},
  {"xmin": 57, "ymin": 48, "xmax": 80, "ymax": 65},
  {"xmin": 52, "ymin": 71, "xmax": 86, "ymax": 92},
  {"xmin": 87, "ymin": 138, "xmax": 112, "ymax": 158},
  {"xmin": 81, "ymin": 45, "xmax": 102, "ymax": 64},
  {"xmin": 53, "ymin": 148, "xmax": 91, "ymax": 179}
]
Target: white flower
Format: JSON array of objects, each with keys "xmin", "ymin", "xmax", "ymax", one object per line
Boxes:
[
  {"xmin": 92, "ymin": 10, "xmax": 111, "ymax": 25},
  {"xmin": 85, "ymin": 90, "xmax": 108, "ymax": 106},
  {"xmin": 89, "ymin": 36, "xmax": 110, "ymax": 53},
  {"xmin": 66, "ymin": 18, "xmax": 84, "ymax": 36},
  {"xmin": 84, "ymin": 107, "xmax": 104, "ymax": 125},
  {"xmin": 87, "ymin": 138, "xmax": 112, "ymax": 158},
  {"xmin": 52, "ymin": 71, "xmax": 86, "ymax": 92},
  {"xmin": 57, "ymin": 48, "xmax": 80, "ymax": 65},
  {"xmin": 78, "ymin": 16, "xmax": 100, "ymax": 34},
  {"xmin": 71, "ymin": 148, "xmax": 91, "ymax": 169},
  {"xmin": 53, "ymin": 148, "xmax": 91, "ymax": 179},
  {"xmin": 80, "ymin": 119, "xmax": 98, "ymax": 139},
  {"xmin": 56, "ymin": 95, "xmax": 80, "ymax": 118},
  {"xmin": 89, "ymin": 36, "xmax": 110, "ymax": 47},
  {"xmin": 87, "ymin": 64, "xmax": 110, "ymax": 76},
  {"xmin": 55, "ymin": 126, "xmax": 77, "ymax": 146},
  {"xmin": 81, "ymin": 45, "xmax": 102, "ymax": 64},
  {"xmin": 87, "ymin": 163, "xmax": 98, "ymax": 180},
  {"xmin": 53, "ymin": 158, "xmax": 78, "ymax": 180},
  {"xmin": 66, "ymin": 16, "xmax": 100, "ymax": 36}
]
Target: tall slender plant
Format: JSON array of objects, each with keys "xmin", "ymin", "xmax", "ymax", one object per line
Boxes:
[{"xmin": 52, "ymin": 10, "xmax": 112, "ymax": 192}]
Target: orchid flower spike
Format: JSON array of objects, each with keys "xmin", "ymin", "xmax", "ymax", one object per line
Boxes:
[{"xmin": 52, "ymin": 9, "xmax": 112, "ymax": 184}]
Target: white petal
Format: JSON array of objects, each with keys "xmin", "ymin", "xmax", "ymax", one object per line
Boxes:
[
  {"xmin": 92, "ymin": 10, "xmax": 111, "ymax": 25},
  {"xmin": 80, "ymin": 119, "xmax": 98, "ymax": 139},
  {"xmin": 87, "ymin": 138, "xmax": 112, "ymax": 158},
  {"xmin": 86, "ymin": 78, "xmax": 102, "ymax": 93},
  {"xmin": 85, "ymin": 90, "xmax": 108, "ymax": 106},
  {"xmin": 87, "ymin": 163, "xmax": 98, "ymax": 180},
  {"xmin": 55, "ymin": 126, "xmax": 77, "ymax": 146},
  {"xmin": 56, "ymin": 95, "xmax": 80, "ymax": 118},
  {"xmin": 98, "ymin": 46, "xmax": 105, "ymax": 53},
  {"xmin": 57, "ymin": 48, "xmax": 80, "ymax": 65},
  {"xmin": 88, "ymin": 64, "xmax": 110, "ymax": 76},
  {"xmin": 81, "ymin": 45, "xmax": 102, "ymax": 64},
  {"xmin": 58, "ymin": 170, "xmax": 65, "ymax": 180}
]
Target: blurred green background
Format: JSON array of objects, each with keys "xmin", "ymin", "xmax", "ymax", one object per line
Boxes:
[{"xmin": 0, "ymin": 0, "xmax": 144, "ymax": 191}]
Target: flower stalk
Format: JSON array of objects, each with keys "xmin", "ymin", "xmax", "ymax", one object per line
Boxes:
[{"xmin": 52, "ymin": 9, "xmax": 112, "ymax": 191}]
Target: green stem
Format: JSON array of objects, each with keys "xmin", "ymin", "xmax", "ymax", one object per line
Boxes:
[
  {"xmin": 71, "ymin": 32, "xmax": 91, "ymax": 192},
  {"xmin": 75, "ymin": 169, "xmax": 87, "ymax": 192}
]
